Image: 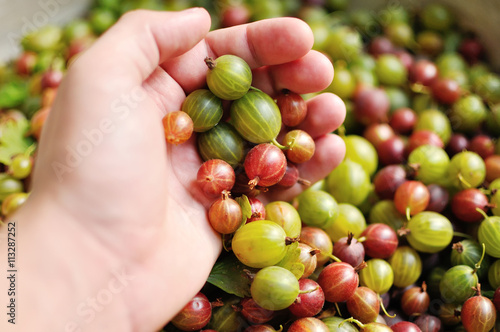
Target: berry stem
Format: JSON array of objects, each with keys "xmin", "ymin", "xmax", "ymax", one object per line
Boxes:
[
  {"xmin": 249, "ymin": 86, "xmax": 263, "ymax": 93},
  {"xmin": 221, "ymin": 189, "xmax": 230, "ymax": 200},
  {"xmin": 473, "ymin": 283, "xmax": 482, "ymax": 296},
  {"xmin": 337, "ymin": 125, "xmax": 346, "ymax": 138},
  {"xmin": 473, "ymin": 243, "xmax": 486, "ymax": 274},
  {"xmin": 452, "ymin": 231, "xmax": 473, "ymax": 239},
  {"xmin": 410, "ymin": 83, "xmax": 428, "ymax": 94},
  {"xmin": 421, "ymin": 281, "xmax": 427, "ymax": 293},
  {"xmin": 242, "ymin": 269, "xmax": 255, "ymax": 280},
  {"xmin": 211, "ymin": 298, "xmax": 224, "ymax": 307},
  {"xmin": 486, "ymin": 202, "xmax": 497, "ymax": 209},
  {"xmin": 405, "ymin": 206, "xmax": 411, "ymax": 222},
  {"xmin": 452, "ymin": 241, "xmax": 464, "ymax": 253},
  {"xmin": 299, "ymin": 285, "xmax": 319, "ymax": 295},
  {"xmin": 479, "ymin": 187, "xmax": 492, "ymax": 195},
  {"xmin": 354, "ymin": 261, "xmax": 367, "ymax": 273},
  {"xmin": 230, "ymin": 303, "xmax": 242, "ymax": 313},
  {"xmin": 271, "ymin": 137, "xmax": 287, "ymax": 150},
  {"xmin": 404, "ymin": 163, "xmax": 417, "ymax": 179},
  {"xmin": 475, "ymin": 207, "xmax": 490, "ymax": 221},
  {"xmin": 316, "ymin": 307, "xmax": 338, "ymax": 320},
  {"xmin": 309, "ymin": 248, "xmax": 321, "ymax": 256},
  {"xmin": 356, "ymin": 236, "xmax": 366, "ymax": 243},
  {"xmin": 297, "ymin": 177, "xmax": 311, "ymax": 186},
  {"xmin": 347, "ymin": 232, "xmax": 354, "ymax": 245},
  {"xmin": 25, "ymin": 143, "xmax": 37, "ymax": 157},
  {"xmin": 407, "ymin": 163, "xmax": 420, "ymax": 174},
  {"xmin": 340, "ymin": 317, "xmax": 364, "ymax": 329},
  {"xmin": 458, "ymin": 172, "xmax": 472, "ymax": 188},
  {"xmin": 204, "ymin": 57, "xmax": 216, "ymax": 70},
  {"xmin": 248, "ymin": 177, "xmax": 260, "ymax": 190},
  {"xmin": 397, "ymin": 226, "xmax": 410, "ymax": 237},
  {"xmin": 379, "ymin": 294, "xmax": 396, "ymax": 318},
  {"xmin": 323, "ymin": 251, "xmax": 342, "ymax": 263},
  {"xmin": 222, "ymin": 234, "xmax": 231, "ymax": 252},
  {"xmin": 334, "ymin": 302, "xmax": 343, "ymax": 318}
]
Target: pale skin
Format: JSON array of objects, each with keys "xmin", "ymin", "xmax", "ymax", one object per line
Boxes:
[{"xmin": 0, "ymin": 7, "xmax": 346, "ymax": 332}]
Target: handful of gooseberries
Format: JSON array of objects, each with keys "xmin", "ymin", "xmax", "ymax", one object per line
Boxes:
[
  {"xmin": 163, "ymin": 54, "xmax": 316, "ymax": 237},
  {"xmin": 161, "ymin": 54, "xmax": 325, "ymax": 326}
]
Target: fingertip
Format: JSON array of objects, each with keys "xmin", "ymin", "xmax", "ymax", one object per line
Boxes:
[
  {"xmin": 268, "ymin": 50, "xmax": 333, "ymax": 94},
  {"xmin": 298, "ymin": 133, "xmax": 346, "ymax": 185},
  {"xmin": 268, "ymin": 133, "xmax": 346, "ymax": 202},
  {"xmin": 298, "ymin": 92, "xmax": 346, "ymax": 139},
  {"xmin": 247, "ymin": 17, "xmax": 314, "ymax": 66},
  {"xmin": 289, "ymin": 17, "xmax": 315, "ymax": 52},
  {"xmin": 309, "ymin": 50, "xmax": 335, "ymax": 91},
  {"xmin": 180, "ymin": 7, "xmax": 212, "ymax": 32},
  {"xmin": 320, "ymin": 92, "xmax": 346, "ymax": 130},
  {"xmin": 316, "ymin": 133, "xmax": 346, "ymax": 171}
]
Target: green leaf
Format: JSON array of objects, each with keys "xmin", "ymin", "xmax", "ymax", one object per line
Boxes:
[
  {"xmin": 207, "ymin": 295, "xmax": 245, "ymax": 331},
  {"xmin": 0, "ymin": 81, "xmax": 29, "ymax": 109},
  {"xmin": 207, "ymin": 254, "xmax": 257, "ymax": 298},
  {"xmin": 235, "ymin": 194, "xmax": 252, "ymax": 224},
  {"xmin": 275, "ymin": 241, "xmax": 305, "ymax": 280},
  {"xmin": 286, "ymin": 261, "xmax": 305, "ymax": 281},
  {"xmin": 21, "ymin": 95, "xmax": 42, "ymax": 118},
  {"xmin": 483, "ymin": 290, "xmax": 495, "ymax": 300},
  {"xmin": 0, "ymin": 118, "xmax": 35, "ymax": 166}
]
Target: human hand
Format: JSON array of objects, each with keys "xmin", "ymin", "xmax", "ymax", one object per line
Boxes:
[{"xmin": 8, "ymin": 7, "xmax": 345, "ymax": 332}]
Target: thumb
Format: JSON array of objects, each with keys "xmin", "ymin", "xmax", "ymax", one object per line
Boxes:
[
  {"xmin": 73, "ymin": 8, "xmax": 212, "ymax": 87},
  {"xmin": 30, "ymin": 8, "xmax": 211, "ymax": 193}
]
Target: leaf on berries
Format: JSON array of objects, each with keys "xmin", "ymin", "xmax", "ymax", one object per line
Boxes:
[
  {"xmin": 275, "ymin": 241, "xmax": 305, "ymax": 280},
  {"xmin": 207, "ymin": 254, "xmax": 258, "ymax": 298},
  {"xmin": 0, "ymin": 117, "xmax": 34, "ymax": 166},
  {"xmin": 235, "ymin": 194, "xmax": 252, "ymax": 224},
  {"xmin": 0, "ymin": 81, "xmax": 29, "ymax": 109},
  {"xmin": 482, "ymin": 290, "xmax": 495, "ymax": 300}
]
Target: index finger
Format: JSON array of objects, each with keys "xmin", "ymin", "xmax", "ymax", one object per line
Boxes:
[
  {"xmin": 162, "ymin": 17, "xmax": 333, "ymax": 95},
  {"xmin": 206, "ymin": 17, "xmax": 314, "ymax": 67}
]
